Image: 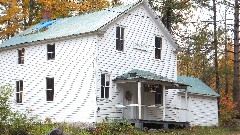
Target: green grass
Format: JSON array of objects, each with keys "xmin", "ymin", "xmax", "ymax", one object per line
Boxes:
[{"xmin": 145, "ymin": 126, "xmax": 240, "ymax": 135}]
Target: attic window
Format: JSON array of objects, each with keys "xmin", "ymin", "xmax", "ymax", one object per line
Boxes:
[
  {"xmin": 116, "ymin": 26, "xmax": 124, "ymax": 51},
  {"xmin": 129, "ymin": 73, "xmax": 137, "ymax": 77},
  {"xmin": 155, "ymin": 36, "xmax": 162, "ymax": 59},
  {"xmin": 47, "ymin": 43, "xmax": 55, "ymax": 60},
  {"xmin": 18, "ymin": 48, "xmax": 25, "ymax": 64},
  {"xmin": 46, "ymin": 77, "xmax": 54, "ymax": 101},
  {"xmin": 16, "ymin": 80, "xmax": 23, "ymax": 103}
]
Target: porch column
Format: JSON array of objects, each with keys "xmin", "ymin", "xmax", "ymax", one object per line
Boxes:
[
  {"xmin": 185, "ymin": 89, "xmax": 188, "ymax": 122},
  {"xmin": 162, "ymin": 85, "xmax": 166, "ymax": 121},
  {"xmin": 138, "ymin": 81, "xmax": 142, "ymax": 119}
]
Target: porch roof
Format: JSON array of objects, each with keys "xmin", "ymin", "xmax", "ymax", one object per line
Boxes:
[
  {"xmin": 113, "ymin": 69, "xmax": 188, "ymax": 89},
  {"xmin": 177, "ymin": 76, "xmax": 220, "ymax": 97}
]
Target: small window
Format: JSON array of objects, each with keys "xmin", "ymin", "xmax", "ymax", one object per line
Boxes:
[
  {"xmin": 155, "ymin": 86, "xmax": 163, "ymax": 104},
  {"xmin": 46, "ymin": 77, "xmax": 54, "ymax": 101},
  {"xmin": 47, "ymin": 44, "xmax": 55, "ymax": 60},
  {"xmin": 155, "ymin": 36, "xmax": 162, "ymax": 59},
  {"xmin": 16, "ymin": 80, "xmax": 23, "ymax": 103},
  {"xmin": 101, "ymin": 74, "xmax": 110, "ymax": 98},
  {"xmin": 116, "ymin": 26, "xmax": 124, "ymax": 51},
  {"xmin": 18, "ymin": 48, "xmax": 25, "ymax": 64}
]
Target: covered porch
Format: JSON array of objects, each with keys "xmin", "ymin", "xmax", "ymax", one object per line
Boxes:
[{"xmin": 113, "ymin": 69, "xmax": 188, "ymax": 122}]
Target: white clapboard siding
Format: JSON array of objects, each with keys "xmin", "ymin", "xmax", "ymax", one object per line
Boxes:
[
  {"xmin": 0, "ymin": 36, "xmax": 97, "ymax": 122},
  {"xmin": 95, "ymin": 5, "xmax": 178, "ymax": 122},
  {"xmin": 188, "ymin": 95, "xmax": 218, "ymax": 126}
]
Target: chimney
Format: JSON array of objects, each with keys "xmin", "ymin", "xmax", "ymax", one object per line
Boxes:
[{"xmin": 42, "ymin": 8, "xmax": 51, "ymax": 21}]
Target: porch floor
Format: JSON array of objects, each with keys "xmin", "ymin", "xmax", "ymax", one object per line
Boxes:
[{"xmin": 128, "ymin": 119, "xmax": 189, "ymax": 130}]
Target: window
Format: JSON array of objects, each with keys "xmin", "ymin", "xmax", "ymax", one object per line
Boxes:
[
  {"xmin": 47, "ymin": 44, "xmax": 55, "ymax": 60},
  {"xmin": 155, "ymin": 86, "xmax": 163, "ymax": 104},
  {"xmin": 16, "ymin": 80, "xmax": 23, "ymax": 103},
  {"xmin": 116, "ymin": 26, "xmax": 124, "ymax": 51},
  {"xmin": 155, "ymin": 36, "xmax": 162, "ymax": 59},
  {"xmin": 18, "ymin": 48, "xmax": 25, "ymax": 64},
  {"xmin": 101, "ymin": 74, "xmax": 110, "ymax": 98},
  {"xmin": 46, "ymin": 77, "xmax": 54, "ymax": 101}
]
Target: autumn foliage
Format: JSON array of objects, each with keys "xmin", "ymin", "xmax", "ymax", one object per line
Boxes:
[
  {"xmin": 219, "ymin": 95, "xmax": 238, "ymax": 126},
  {"xmin": 0, "ymin": 0, "xmax": 110, "ymax": 42}
]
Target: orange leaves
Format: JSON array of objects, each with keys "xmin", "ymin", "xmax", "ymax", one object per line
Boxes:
[{"xmin": 219, "ymin": 94, "xmax": 238, "ymax": 126}]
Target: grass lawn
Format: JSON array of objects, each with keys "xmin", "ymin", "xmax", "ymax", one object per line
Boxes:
[{"xmin": 145, "ymin": 126, "xmax": 240, "ymax": 135}]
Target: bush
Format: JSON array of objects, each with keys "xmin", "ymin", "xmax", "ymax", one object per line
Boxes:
[
  {"xmin": 219, "ymin": 95, "xmax": 238, "ymax": 127},
  {"xmin": 93, "ymin": 120, "xmax": 142, "ymax": 135}
]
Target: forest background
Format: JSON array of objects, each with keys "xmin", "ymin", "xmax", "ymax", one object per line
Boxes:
[{"xmin": 0, "ymin": 0, "xmax": 239, "ymax": 125}]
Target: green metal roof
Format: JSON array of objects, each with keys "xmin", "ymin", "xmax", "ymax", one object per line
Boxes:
[
  {"xmin": 113, "ymin": 69, "xmax": 188, "ymax": 87},
  {"xmin": 178, "ymin": 76, "xmax": 220, "ymax": 97},
  {"xmin": 0, "ymin": 0, "xmax": 142, "ymax": 48}
]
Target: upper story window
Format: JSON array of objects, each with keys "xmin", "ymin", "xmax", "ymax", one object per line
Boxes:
[
  {"xmin": 47, "ymin": 44, "xmax": 55, "ymax": 60},
  {"xmin": 101, "ymin": 74, "xmax": 110, "ymax": 98},
  {"xmin": 116, "ymin": 26, "xmax": 124, "ymax": 51},
  {"xmin": 46, "ymin": 77, "xmax": 54, "ymax": 101},
  {"xmin": 155, "ymin": 36, "xmax": 162, "ymax": 59},
  {"xmin": 16, "ymin": 80, "xmax": 23, "ymax": 103},
  {"xmin": 18, "ymin": 48, "xmax": 25, "ymax": 64}
]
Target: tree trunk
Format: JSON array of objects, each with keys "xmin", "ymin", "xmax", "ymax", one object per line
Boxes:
[{"xmin": 233, "ymin": 0, "xmax": 240, "ymax": 112}]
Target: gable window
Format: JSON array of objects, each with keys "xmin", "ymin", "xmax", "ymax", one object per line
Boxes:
[
  {"xmin": 16, "ymin": 80, "xmax": 23, "ymax": 103},
  {"xmin": 101, "ymin": 74, "xmax": 110, "ymax": 98},
  {"xmin": 155, "ymin": 36, "xmax": 162, "ymax": 59},
  {"xmin": 46, "ymin": 77, "xmax": 54, "ymax": 101},
  {"xmin": 155, "ymin": 85, "xmax": 163, "ymax": 104},
  {"xmin": 47, "ymin": 44, "xmax": 55, "ymax": 60},
  {"xmin": 116, "ymin": 26, "xmax": 124, "ymax": 51},
  {"xmin": 18, "ymin": 48, "xmax": 25, "ymax": 64}
]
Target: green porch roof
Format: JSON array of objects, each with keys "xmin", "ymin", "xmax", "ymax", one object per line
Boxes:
[
  {"xmin": 113, "ymin": 69, "xmax": 188, "ymax": 88},
  {"xmin": 177, "ymin": 76, "xmax": 220, "ymax": 97}
]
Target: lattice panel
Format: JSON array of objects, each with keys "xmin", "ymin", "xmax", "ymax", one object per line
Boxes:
[{"xmin": 0, "ymin": 36, "xmax": 97, "ymax": 122}]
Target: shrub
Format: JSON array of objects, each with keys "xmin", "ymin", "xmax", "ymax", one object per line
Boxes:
[
  {"xmin": 219, "ymin": 95, "xmax": 238, "ymax": 127},
  {"xmin": 93, "ymin": 120, "xmax": 142, "ymax": 135}
]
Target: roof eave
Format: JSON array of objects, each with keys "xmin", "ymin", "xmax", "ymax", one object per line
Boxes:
[{"xmin": 0, "ymin": 30, "xmax": 103, "ymax": 52}]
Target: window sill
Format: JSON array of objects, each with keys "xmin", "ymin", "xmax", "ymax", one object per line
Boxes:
[
  {"xmin": 46, "ymin": 101, "xmax": 54, "ymax": 103},
  {"xmin": 16, "ymin": 103, "xmax": 24, "ymax": 105}
]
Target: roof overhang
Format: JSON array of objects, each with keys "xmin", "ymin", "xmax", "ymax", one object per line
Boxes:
[{"xmin": 113, "ymin": 69, "xmax": 189, "ymax": 89}]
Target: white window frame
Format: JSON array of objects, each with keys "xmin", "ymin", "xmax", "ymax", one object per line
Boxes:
[
  {"xmin": 116, "ymin": 26, "xmax": 125, "ymax": 51},
  {"xmin": 16, "ymin": 80, "xmax": 23, "ymax": 103},
  {"xmin": 17, "ymin": 48, "xmax": 25, "ymax": 64},
  {"xmin": 46, "ymin": 77, "xmax": 54, "ymax": 102},
  {"xmin": 101, "ymin": 73, "xmax": 111, "ymax": 99}
]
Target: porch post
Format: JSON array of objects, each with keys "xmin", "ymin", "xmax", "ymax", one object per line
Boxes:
[
  {"xmin": 185, "ymin": 89, "xmax": 188, "ymax": 122},
  {"xmin": 138, "ymin": 81, "xmax": 142, "ymax": 119},
  {"xmin": 162, "ymin": 85, "xmax": 166, "ymax": 121}
]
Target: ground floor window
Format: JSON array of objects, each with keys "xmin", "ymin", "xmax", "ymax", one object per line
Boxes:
[
  {"xmin": 16, "ymin": 80, "xmax": 23, "ymax": 103},
  {"xmin": 46, "ymin": 77, "xmax": 54, "ymax": 101},
  {"xmin": 101, "ymin": 74, "xmax": 110, "ymax": 98}
]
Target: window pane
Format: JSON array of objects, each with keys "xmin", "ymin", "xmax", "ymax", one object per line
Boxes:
[
  {"xmin": 105, "ymin": 87, "xmax": 109, "ymax": 98},
  {"xmin": 20, "ymin": 80, "xmax": 23, "ymax": 91},
  {"xmin": 46, "ymin": 90, "xmax": 54, "ymax": 101},
  {"xmin": 155, "ymin": 93, "xmax": 162, "ymax": 104},
  {"xmin": 120, "ymin": 27, "xmax": 124, "ymax": 40},
  {"xmin": 16, "ymin": 81, "xmax": 19, "ymax": 92},
  {"xmin": 101, "ymin": 74, "xmax": 105, "ymax": 86},
  {"xmin": 16, "ymin": 93, "xmax": 20, "ymax": 103},
  {"xmin": 116, "ymin": 26, "xmax": 120, "ymax": 39},
  {"xmin": 155, "ymin": 48, "xmax": 161, "ymax": 59},
  {"xmin": 106, "ymin": 75, "xmax": 110, "ymax": 86},
  {"xmin": 101, "ymin": 86, "xmax": 104, "ymax": 98}
]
